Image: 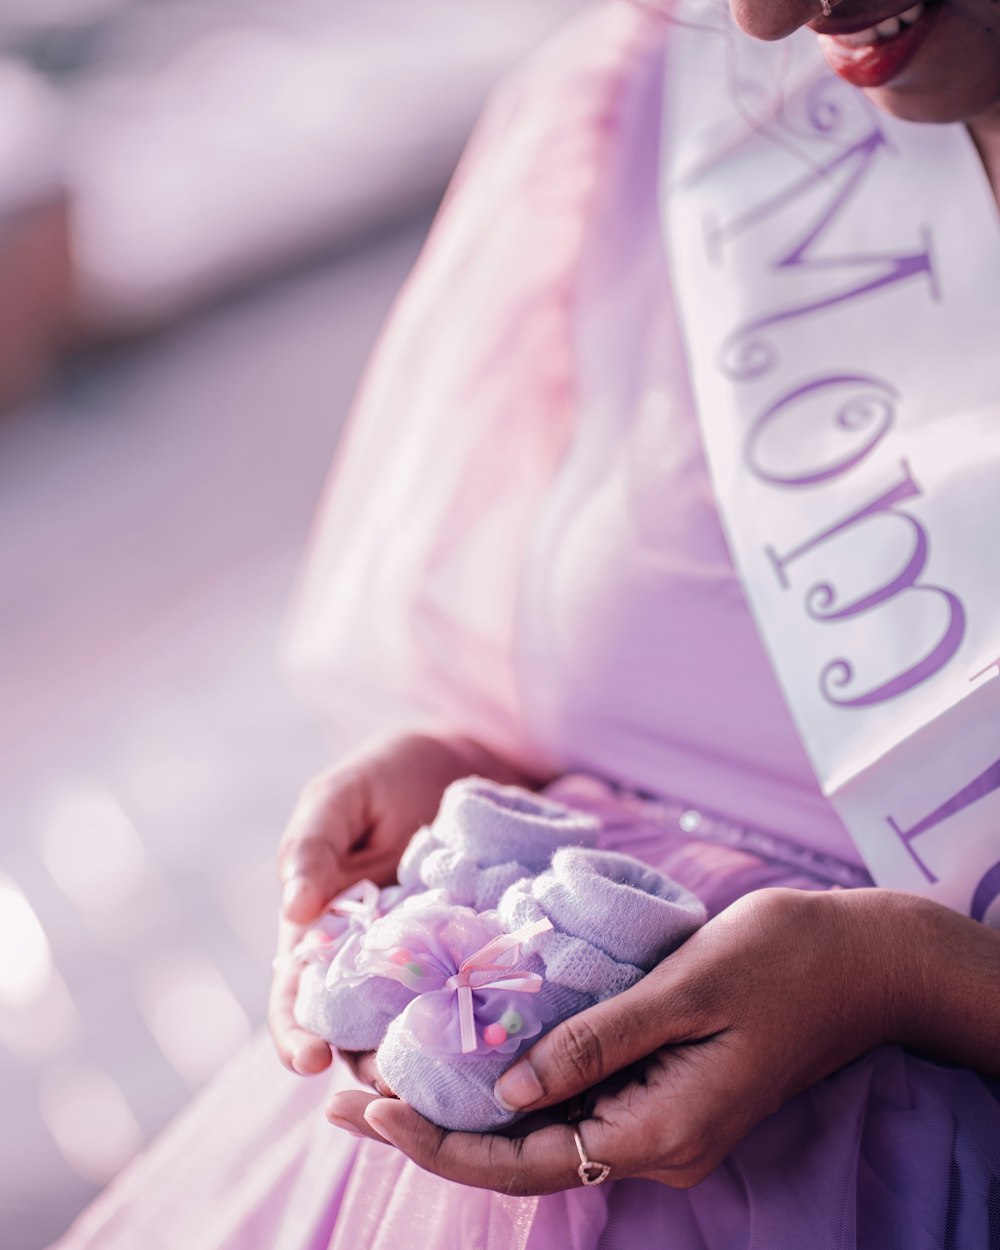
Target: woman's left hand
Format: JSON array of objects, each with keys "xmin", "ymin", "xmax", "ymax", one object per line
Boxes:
[{"xmin": 326, "ymin": 887, "xmax": 915, "ymax": 1193}]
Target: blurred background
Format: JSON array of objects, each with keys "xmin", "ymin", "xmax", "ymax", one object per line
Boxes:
[{"xmin": 0, "ymin": 2, "xmax": 585, "ymax": 1245}]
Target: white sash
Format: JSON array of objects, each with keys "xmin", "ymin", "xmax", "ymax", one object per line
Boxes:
[{"xmin": 660, "ymin": 20, "xmax": 1000, "ymax": 920}]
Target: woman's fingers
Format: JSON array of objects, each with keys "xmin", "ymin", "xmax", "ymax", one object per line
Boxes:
[
  {"xmin": 337, "ymin": 1049, "xmax": 383, "ymax": 1090},
  {"xmin": 359, "ymin": 1099, "xmax": 659, "ymax": 1195},
  {"xmin": 492, "ymin": 964, "xmax": 700, "ymax": 1114},
  {"xmin": 326, "ymin": 1090, "xmax": 394, "ymax": 1145},
  {"xmin": 363, "ymin": 1099, "xmax": 580, "ymax": 1194},
  {"xmin": 331, "ymin": 1040, "xmax": 752, "ymax": 1192},
  {"xmin": 277, "ymin": 769, "xmax": 370, "ymax": 924},
  {"xmin": 268, "ymin": 917, "xmax": 333, "ymax": 1075}
]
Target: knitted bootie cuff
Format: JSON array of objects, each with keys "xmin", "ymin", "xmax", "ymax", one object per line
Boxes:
[
  {"xmin": 527, "ymin": 847, "xmax": 706, "ymax": 968},
  {"xmin": 497, "ymin": 885, "xmax": 642, "ymax": 1000},
  {"xmin": 397, "ymin": 776, "xmax": 601, "ymax": 895}
]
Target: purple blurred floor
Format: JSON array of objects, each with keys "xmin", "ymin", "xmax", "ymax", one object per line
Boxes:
[{"xmin": 0, "ymin": 221, "xmax": 428, "ymax": 1249}]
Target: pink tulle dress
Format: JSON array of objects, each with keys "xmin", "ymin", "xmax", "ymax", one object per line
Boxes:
[{"xmin": 52, "ymin": 3, "xmax": 1000, "ymax": 1248}]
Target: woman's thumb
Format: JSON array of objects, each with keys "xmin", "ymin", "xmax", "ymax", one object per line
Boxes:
[{"xmin": 493, "ymin": 988, "xmax": 662, "ymax": 1113}]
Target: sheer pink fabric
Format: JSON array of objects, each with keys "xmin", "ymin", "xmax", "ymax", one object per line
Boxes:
[
  {"xmin": 286, "ymin": 0, "xmax": 859, "ymax": 863},
  {"xmin": 285, "ymin": 3, "xmax": 660, "ymax": 769}
]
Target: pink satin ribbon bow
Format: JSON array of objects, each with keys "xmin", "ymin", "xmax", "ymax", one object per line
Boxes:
[{"xmin": 444, "ymin": 917, "xmax": 553, "ymax": 1054}]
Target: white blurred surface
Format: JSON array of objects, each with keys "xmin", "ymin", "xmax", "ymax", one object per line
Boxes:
[
  {"xmin": 0, "ymin": 875, "xmax": 54, "ymax": 1008},
  {"xmin": 65, "ymin": 0, "xmax": 585, "ymax": 326},
  {"xmin": 0, "ymin": 61, "xmax": 62, "ymax": 211}
]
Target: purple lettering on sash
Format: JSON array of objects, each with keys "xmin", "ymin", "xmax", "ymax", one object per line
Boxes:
[
  {"xmin": 745, "ymin": 374, "xmax": 896, "ymax": 487},
  {"xmin": 885, "ymin": 758, "xmax": 1000, "ymax": 888},
  {"xmin": 767, "ymin": 458, "xmax": 920, "ymax": 591},
  {"xmin": 711, "ymin": 127, "xmax": 937, "ymax": 381},
  {"xmin": 971, "ymin": 861, "xmax": 1000, "ymax": 924},
  {"xmin": 765, "ymin": 459, "xmax": 966, "ymax": 706}
]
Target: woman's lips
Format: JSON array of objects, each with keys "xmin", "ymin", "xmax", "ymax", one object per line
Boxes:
[{"xmin": 815, "ymin": 0, "xmax": 941, "ymax": 88}]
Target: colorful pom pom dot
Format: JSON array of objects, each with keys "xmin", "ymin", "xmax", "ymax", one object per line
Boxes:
[
  {"xmin": 314, "ymin": 932, "xmax": 335, "ymax": 946},
  {"xmin": 482, "ymin": 1023, "xmax": 508, "ymax": 1047},
  {"xmin": 499, "ymin": 1010, "xmax": 523, "ymax": 1035},
  {"xmin": 404, "ymin": 961, "xmax": 423, "ymax": 978},
  {"xmin": 388, "ymin": 948, "xmax": 413, "ymax": 966}
]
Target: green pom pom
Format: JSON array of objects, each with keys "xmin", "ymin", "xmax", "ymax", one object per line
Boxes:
[
  {"xmin": 404, "ymin": 961, "xmax": 423, "ymax": 978},
  {"xmin": 500, "ymin": 1010, "xmax": 523, "ymax": 1035}
]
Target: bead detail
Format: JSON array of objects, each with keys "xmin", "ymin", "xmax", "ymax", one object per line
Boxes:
[
  {"xmin": 482, "ymin": 1023, "xmax": 508, "ymax": 1047},
  {"xmin": 499, "ymin": 1010, "xmax": 523, "ymax": 1035}
]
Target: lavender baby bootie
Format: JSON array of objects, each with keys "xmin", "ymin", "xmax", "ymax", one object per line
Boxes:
[
  {"xmin": 293, "ymin": 780, "xmax": 597, "ymax": 1051},
  {"xmin": 292, "ymin": 879, "xmax": 418, "ymax": 1052},
  {"xmin": 372, "ymin": 847, "xmax": 707, "ymax": 1131},
  {"xmin": 397, "ymin": 777, "xmax": 601, "ymax": 910},
  {"xmin": 292, "ymin": 780, "xmax": 597, "ymax": 1055}
]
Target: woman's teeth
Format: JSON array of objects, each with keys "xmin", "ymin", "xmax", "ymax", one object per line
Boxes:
[{"xmin": 833, "ymin": 1, "xmax": 924, "ymax": 46}]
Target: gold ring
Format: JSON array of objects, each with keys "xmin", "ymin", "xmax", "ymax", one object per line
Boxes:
[{"xmin": 573, "ymin": 1127, "xmax": 611, "ymax": 1187}]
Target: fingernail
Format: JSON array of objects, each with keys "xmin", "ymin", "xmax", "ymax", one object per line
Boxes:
[
  {"xmin": 364, "ymin": 1103, "xmax": 390, "ymax": 1132},
  {"xmin": 363, "ymin": 1102, "xmax": 398, "ymax": 1143},
  {"xmin": 282, "ymin": 877, "xmax": 310, "ymax": 915},
  {"xmin": 327, "ymin": 1115, "xmax": 366, "ymax": 1139},
  {"xmin": 494, "ymin": 1061, "xmax": 543, "ymax": 1111}
]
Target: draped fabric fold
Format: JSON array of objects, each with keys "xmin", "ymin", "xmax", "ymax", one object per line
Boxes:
[{"xmin": 283, "ymin": 2, "xmax": 668, "ymax": 772}]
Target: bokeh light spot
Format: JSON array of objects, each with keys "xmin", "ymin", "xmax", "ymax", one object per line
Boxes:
[
  {"xmin": 39, "ymin": 1064, "xmax": 143, "ymax": 1185},
  {"xmin": 41, "ymin": 785, "xmax": 146, "ymax": 915},
  {"xmin": 0, "ymin": 874, "xmax": 53, "ymax": 1007},
  {"xmin": 135, "ymin": 955, "xmax": 250, "ymax": 1087}
]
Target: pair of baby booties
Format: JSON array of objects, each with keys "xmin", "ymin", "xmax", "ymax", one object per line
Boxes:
[{"xmin": 293, "ymin": 778, "xmax": 707, "ymax": 1131}]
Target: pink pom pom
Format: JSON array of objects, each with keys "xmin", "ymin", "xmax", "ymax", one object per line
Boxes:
[
  {"xmin": 388, "ymin": 948, "xmax": 413, "ymax": 966},
  {"xmin": 482, "ymin": 1023, "xmax": 508, "ymax": 1047}
]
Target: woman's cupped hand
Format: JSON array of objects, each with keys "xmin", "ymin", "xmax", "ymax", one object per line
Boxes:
[
  {"xmin": 269, "ymin": 729, "xmax": 538, "ymax": 1081},
  {"xmin": 269, "ymin": 730, "xmax": 521, "ymax": 1080},
  {"xmin": 328, "ymin": 887, "xmax": 914, "ymax": 1192}
]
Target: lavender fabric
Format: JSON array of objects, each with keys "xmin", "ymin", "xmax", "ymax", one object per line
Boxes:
[
  {"xmin": 294, "ymin": 962, "xmax": 415, "ymax": 1055},
  {"xmin": 397, "ymin": 776, "xmax": 601, "ymax": 909},
  {"xmin": 375, "ymin": 848, "xmax": 706, "ymax": 1131},
  {"xmin": 293, "ymin": 882, "xmax": 418, "ymax": 1052}
]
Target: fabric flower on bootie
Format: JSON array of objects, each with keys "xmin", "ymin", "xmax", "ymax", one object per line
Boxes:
[
  {"xmin": 292, "ymin": 879, "xmax": 418, "ymax": 1052},
  {"xmin": 374, "ymin": 847, "xmax": 708, "ymax": 1132},
  {"xmin": 397, "ymin": 777, "xmax": 601, "ymax": 911},
  {"xmin": 356, "ymin": 897, "xmax": 554, "ymax": 1061}
]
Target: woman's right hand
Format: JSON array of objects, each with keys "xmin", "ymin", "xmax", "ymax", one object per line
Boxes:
[{"xmin": 268, "ymin": 729, "xmax": 535, "ymax": 1078}]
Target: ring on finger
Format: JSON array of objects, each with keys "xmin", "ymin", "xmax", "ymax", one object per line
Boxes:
[{"xmin": 573, "ymin": 1126, "xmax": 611, "ymax": 1187}]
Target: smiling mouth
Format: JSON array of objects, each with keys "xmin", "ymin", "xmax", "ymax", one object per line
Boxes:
[
  {"xmin": 826, "ymin": 0, "xmax": 927, "ymax": 45},
  {"xmin": 815, "ymin": 0, "xmax": 942, "ymax": 88}
]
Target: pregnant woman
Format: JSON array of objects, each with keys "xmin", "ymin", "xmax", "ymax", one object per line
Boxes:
[{"xmin": 55, "ymin": 0, "xmax": 1000, "ymax": 1246}]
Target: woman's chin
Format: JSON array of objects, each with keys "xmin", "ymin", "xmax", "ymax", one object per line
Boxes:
[
  {"xmin": 861, "ymin": 85, "xmax": 986, "ymax": 126},
  {"xmin": 836, "ymin": 7, "xmax": 1000, "ymax": 128},
  {"xmin": 860, "ymin": 71, "xmax": 1000, "ymax": 126}
]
